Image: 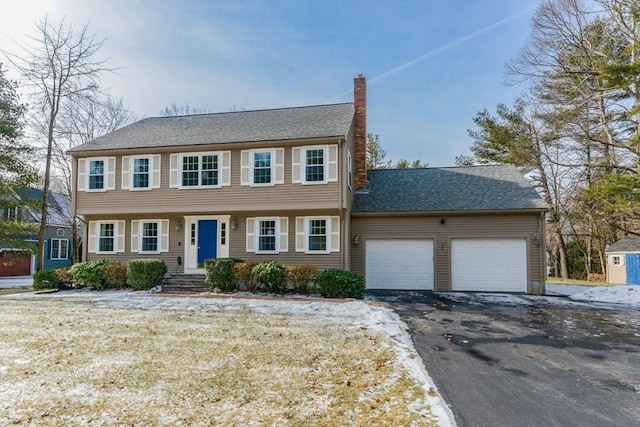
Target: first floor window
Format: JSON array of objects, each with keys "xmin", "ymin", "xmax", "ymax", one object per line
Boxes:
[
  {"xmin": 246, "ymin": 217, "xmax": 288, "ymax": 254},
  {"xmin": 2, "ymin": 207, "xmax": 20, "ymax": 221},
  {"xmin": 141, "ymin": 222, "xmax": 159, "ymax": 253},
  {"xmin": 295, "ymin": 216, "xmax": 339, "ymax": 254},
  {"xmin": 308, "ymin": 219, "xmax": 327, "ymax": 251},
  {"xmin": 50, "ymin": 239, "xmax": 69, "ymax": 260},
  {"xmin": 89, "ymin": 159, "xmax": 105, "ymax": 190},
  {"xmin": 258, "ymin": 219, "xmax": 277, "ymax": 252},
  {"xmin": 99, "ymin": 223, "xmax": 114, "ymax": 253}
]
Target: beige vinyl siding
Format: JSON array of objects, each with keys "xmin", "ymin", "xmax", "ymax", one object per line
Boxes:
[
  {"xmin": 83, "ymin": 211, "xmax": 346, "ymax": 274},
  {"xmin": 83, "ymin": 215, "xmax": 185, "ymax": 274},
  {"xmin": 606, "ymin": 253, "xmax": 627, "ymax": 284},
  {"xmin": 351, "ymin": 213, "xmax": 544, "ymax": 293},
  {"xmin": 76, "ymin": 144, "xmax": 343, "ymax": 215},
  {"xmin": 231, "ymin": 212, "xmax": 344, "ymax": 271}
]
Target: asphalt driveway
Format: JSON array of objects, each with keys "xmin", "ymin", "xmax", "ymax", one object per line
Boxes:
[{"xmin": 370, "ymin": 291, "xmax": 640, "ymax": 427}]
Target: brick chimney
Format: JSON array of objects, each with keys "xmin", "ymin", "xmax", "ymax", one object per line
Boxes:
[{"xmin": 353, "ymin": 74, "xmax": 367, "ymax": 191}]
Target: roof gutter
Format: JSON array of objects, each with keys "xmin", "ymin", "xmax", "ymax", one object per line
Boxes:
[{"xmin": 350, "ymin": 208, "xmax": 548, "ymax": 217}]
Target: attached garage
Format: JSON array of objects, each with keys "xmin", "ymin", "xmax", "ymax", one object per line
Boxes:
[
  {"xmin": 451, "ymin": 238, "xmax": 527, "ymax": 293},
  {"xmin": 351, "ymin": 166, "xmax": 548, "ymax": 294},
  {"xmin": 365, "ymin": 239, "xmax": 434, "ymax": 290}
]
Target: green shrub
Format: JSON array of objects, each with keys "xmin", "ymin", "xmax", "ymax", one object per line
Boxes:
[
  {"xmin": 315, "ymin": 268, "xmax": 365, "ymax": 299},
  {"xmin": 54, "ymin": 267, "xmax": 74, "ymax": 289},
  {"xmin": 103, "ymin": 262, "xmax": 128, "ymax": 289},
  {"xmin": 33, "ymin": 269, "xmax": 59, "ymax": 290},
  {"xmin": 233, "ymin": 261, "xmax": 258, "ymax": 292},
  {"xmin": 69, "ymin": 260, "xmax": 109, "ymax": 290},
  {"xmin": 252, "ymin": 260, "xmax": 288, "ymax": 294},
  {"xmin": 204, "ymin": 258, "xmax": 237, "ymax": 292},
  {"xmin": 127, "ymin": 259, "xmax": 167, "ymax": 291},
  {"xmin": 285, "ymin": 264, "xmax": 318, "ymax": 294}
]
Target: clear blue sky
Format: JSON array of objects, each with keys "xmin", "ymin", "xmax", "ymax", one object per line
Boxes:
[{"xmin": 1, "ymin": 0, "xmax": 540, "ymax": 166}]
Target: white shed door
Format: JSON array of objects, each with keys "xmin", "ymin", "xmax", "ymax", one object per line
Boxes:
[
  {"xmin": 451, "ymin": 238, "xmax": 527, "ymax": 292},
  {"xmin": 366, "ymin": 239, "xmax": 434, "ymax": 290}
]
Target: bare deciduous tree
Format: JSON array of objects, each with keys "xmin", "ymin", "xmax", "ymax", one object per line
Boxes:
[{"xmin": 4, "ymin": 16, "xmax": 114, "ymax": 270}]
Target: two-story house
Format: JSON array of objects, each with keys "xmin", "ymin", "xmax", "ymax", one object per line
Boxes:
[{"xmin": 69, "ymin": 75, "xmax": 548, "ymax": 293}]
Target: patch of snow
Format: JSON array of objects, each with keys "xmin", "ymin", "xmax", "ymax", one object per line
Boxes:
[
  {"xmin": 569, "ymin": 285, "xmax": 640, "ymax": 306},
  {"xmin": 1, "ymin": 290, "xmax": 457, "ymax": 426},
  {"xmin": 545, "ymin": 284, "xmax": 595, "ymax": 296}
]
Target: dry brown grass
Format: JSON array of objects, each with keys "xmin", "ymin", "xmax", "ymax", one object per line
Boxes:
[{"xmin": 0, "ymin": 297, "xmax": 437, "ymax": 426}]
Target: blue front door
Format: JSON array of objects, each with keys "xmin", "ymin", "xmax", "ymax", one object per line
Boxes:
[
  {"xmin": 198, "ymin": 220, "xmax": 218, "ymax": 265},
  {"xmin": 626, "ymin": 254, "xmax": 640, "ymax": 285}
]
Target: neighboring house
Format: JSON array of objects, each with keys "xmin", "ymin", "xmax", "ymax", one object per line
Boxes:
[
  {"xmin": 0, "ymin": 189, "xmax": 76, "ymax": 275},
  {"xmin": 605, "ymin": 236, "xmax": 640, "ymax": 285},
  {"xmin": 68, "ymin": 75, "xmax": 548, "ymax": 293}
]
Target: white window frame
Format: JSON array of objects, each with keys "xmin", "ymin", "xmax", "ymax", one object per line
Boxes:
[
  {"xmin": 292, "ymin": 145, "xmax": 338, "ymax": 185},
  {"xmin": 122, "ymin": 155, "xmax": 161, "ymax": 191},
  {"xmin": 131, "ymin": 219, "xmax": 169, "ymax": 255},
  {"xmin": 3, "ymin": 207, "xmax": 19, "ymax": 221},
  {"xmin": 611, "ymin": 255, "xmax": 624, "ymax": 266},
  {"xmin": 246, "ymin": 217, "xmax": 288, "ymax": 254},
  {"xmin": 251, "ymin": 149, "xmax": 275, "ymax": 186},
  {"xmin": 78, "ymin": 157, "xmax": 115, "ymax": 192},
  {"xmin": 179, "ymin": 152, "xmax": 222, "ymax": 189},
  {"xmin": 97, "ymin": 221, "xmax": 117, "ymax": 255},
  {"xmin": 256, "ymin": 217, "xmax": 279, "ymax": 254},
  {"xmin": 295, "ymin": 216, "xmax": 340, "ymax": 254},
  {"xmin": 50, "ymin": 238, "xmax": 69, "ymax": 260},
  {"xmin": 87, "ymin": 157, "xmax": 107, "ymax": 191}
]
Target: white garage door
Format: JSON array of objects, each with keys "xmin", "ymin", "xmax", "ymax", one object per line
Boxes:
[
  {"xmin": 366, "ymin": 239, "xmax": 434, "ymax": 290},
  {"xmin": 451, "ymin": 238, "xmax": 527, "ymax": 292}
]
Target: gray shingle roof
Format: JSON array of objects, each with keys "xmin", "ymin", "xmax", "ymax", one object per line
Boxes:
[
  {"xmin": 352, "ymin": 165, "xmax": 548, "ymax": 213},
  {"xmin": 68, "ymin": 103, "xmax": 355, "ymax": 153},
  {"xmin": 606, "ymin": 236, "xmax": 640, "ymax": 253}
]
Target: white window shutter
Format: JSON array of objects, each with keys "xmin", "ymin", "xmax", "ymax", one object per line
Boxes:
[
  {"xmin": 221, "ymin": 151, "xmax": 231, "ymax": 186},
  {"xmin": 330, "ymin": 216, "xmax": 340, "ymax": 252},
  {"xmin": 328, "ymin": 145, "xmax": 338, "ymax": 182},
  {"xmin": 116, "ymin": 220, "xmax": 126, "ymax": 253},
  {"xmin": 121, "ymin": 156, "xmax": 130, "ymax": 190},
  {"xmin": 152, "ymin": 155, "xmax": 161, "ymax": 188},
  {"xmin": 160, "ymin": 219, "xmax": 169, "ymax": 252},
  {"xmin": 246, "ymin": 218, "xmax": 255, "ymax": 252},
  {"xmin": 106, "ymin": 157, "xmax": 116, "ymax": 190},
  {"xmin": 88, "ymin": 221, "xmax": 96, "ymax": 253},
  {"xmin": 170, "ymin": 154, "xmax": 179, "ymax": 188},
  {"xmin": 240, "ymin": 150, "xmax": 250, "ymax": 185},
  {"xmin": 279, "ymin": 217, "xmax": 288, "ymax": 252},
  {"xmin": 77, "ymin": 159, "xmax": 86, "ymax": 192},
  {"xmin": 292, "ymin": 148, "xmax": 301, "ymax": 183},
  {"xmin": 131, "ymin": 220, "xmax": 139, "ymax": 253},
  {"xmin": 275, "ymin": 148, "xmax": 284, "ymax": 184},
  {"xmin": 295, "ymin": 217, "xmax": 305, "ymax": 252}
]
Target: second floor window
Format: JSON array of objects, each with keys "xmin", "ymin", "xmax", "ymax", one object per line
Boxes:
[
  {"xmin": 182, "ymin": 154, "xmax": 218, "ymax": 187},
  {"xmin": 133, "ymin": 158, "xmax": 150, "ymax": 188},
  {"xmin": 89, "ymin": 160, "xmax": 105, "ymax": 190},
  {"xmin": 305, "ymin": 149, "xmax": 325, "ymax": 182},
  {"xmin": 253, "ymin": 151, "xmax": 271, "ymax": 184},
  {"xmin": 2, "ymin": 207, "xmax": 20, "ymax": 221}
]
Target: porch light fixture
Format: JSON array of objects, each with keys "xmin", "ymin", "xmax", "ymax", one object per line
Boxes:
[
  {"xmin": 352, "ymin": 234, "xmax": 360, "ymax": 245},
  {"xmin": 533, "ymin": 232, "xmax": 541, "ymax": 245},
  {"xmin": 439, "ymin": 218, "xmax": 446, "ymax": 225},
  {"xmin": 175, "ymin": 218, "xmax": 183, "ymax": 231},
  {"xmin": 230, "ymin": 217, "xmax": 238, "ymax": 230}
]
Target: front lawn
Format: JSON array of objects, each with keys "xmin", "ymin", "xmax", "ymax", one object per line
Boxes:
[{"xmin": 0, "ymin": 296, "xmax": 439, "ymax": 426}]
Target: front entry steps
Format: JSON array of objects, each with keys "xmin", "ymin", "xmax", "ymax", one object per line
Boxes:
[{"xmin": 163, "ymin": 274, "xmax": 208, "ymax": 293}]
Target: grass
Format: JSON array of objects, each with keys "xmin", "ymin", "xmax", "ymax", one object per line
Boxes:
[
  {"xmin": 547, "ymin": 277, "xmax": 614, "ymax": 286},
  {"xmin": 0, "ymin": 288, "xmax": 34, "ymax": 296},
  {"xmin": 0, "ymin": 297, "xmax": 437, "ymax": 426}
]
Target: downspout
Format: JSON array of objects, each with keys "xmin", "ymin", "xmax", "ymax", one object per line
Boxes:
[
  {"xmin": 339, "ymin": 137, "xmax": 345, "ymax": 270},
  {"xmin": 540, "ymin": 211, "xmax": 546, "ymax": 294}
]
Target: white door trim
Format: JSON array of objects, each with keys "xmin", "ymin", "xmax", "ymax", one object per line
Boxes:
[{"xmin": 183, "ymin": 215, "xmax": 230, "ymax": 274}]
